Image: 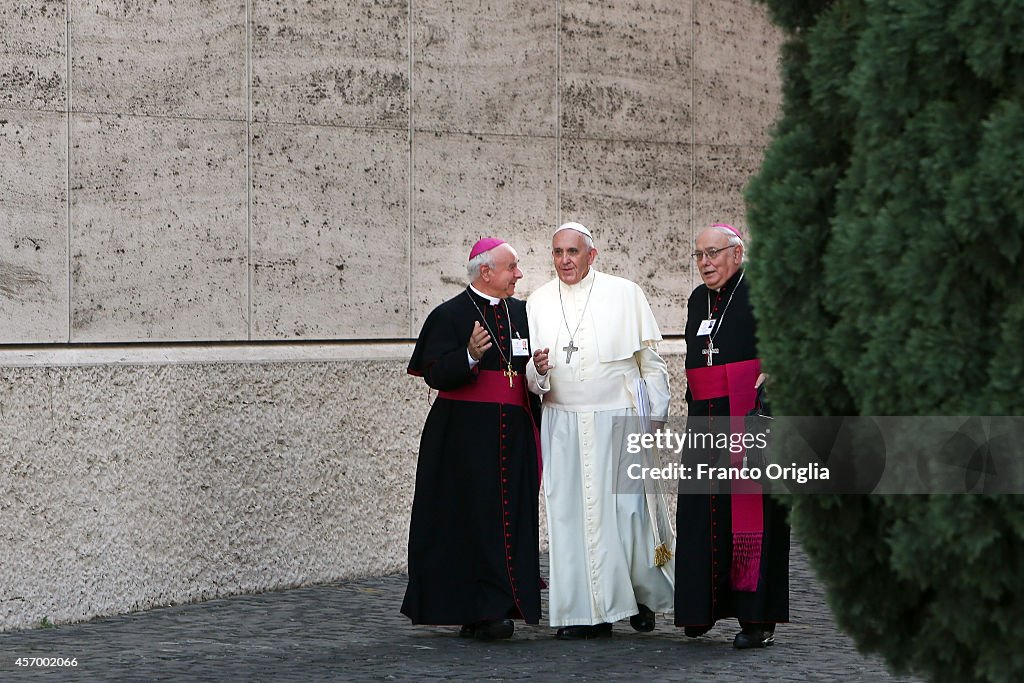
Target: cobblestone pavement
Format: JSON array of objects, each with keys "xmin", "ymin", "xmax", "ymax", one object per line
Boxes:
[{"xmin": 0, "ymin": 542, "xmax": 921, "ymax": 682}]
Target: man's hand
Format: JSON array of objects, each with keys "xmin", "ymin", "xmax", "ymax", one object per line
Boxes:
[
  {"xmin": 755, "ymin": 373, "xmax": 768, "ymax": 389},
  {"xmin": 468, "ymin": 321, "xmax": 492, "ymax": 361},
  {"xmin": 533, "ymin": 347, "xmax": 551, "ymax": 375}
]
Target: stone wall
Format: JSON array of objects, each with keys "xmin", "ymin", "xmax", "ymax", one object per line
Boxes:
[
  {"xmin": 0, "ymin": 0, "xmax": 781, "ymax": 630},
  {"xmin": 0, "ymin": 355, "xmax": 417, "ymax": 629}
]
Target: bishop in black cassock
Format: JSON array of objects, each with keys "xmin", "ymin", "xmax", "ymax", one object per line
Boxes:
[
  {"xmin": 401, "ymin": 238, "xmax": 542, "ymax": 640},
  {"xmin": 675, "ymin": 224, "xmax": 790, "ymax": 649}
]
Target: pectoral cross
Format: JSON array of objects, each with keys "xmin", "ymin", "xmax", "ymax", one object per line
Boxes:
[
  {"xmin": 702, "ymin": 341, "xmax": 719, "ymax": 366},
  {"xmin": 562, "ymin": 339, "xmax": 579, "ymax": 364},
  {"xmin": 504, "ymin": 363, "xmax": 517, "ymax": 388}
]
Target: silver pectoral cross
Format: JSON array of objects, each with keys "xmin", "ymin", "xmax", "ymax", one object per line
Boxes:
[
  {"xmin": 702, "ymin": 341, "xmax": 719, "ymax": 366},
  {"xmin": 563, "ymin": 339, "xmax": 579, "ymax": 364}
]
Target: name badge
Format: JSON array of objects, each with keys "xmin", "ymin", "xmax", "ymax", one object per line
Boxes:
[
  {"xmin": 512, "ymin": 338, "xmax": 530, "ymax": 356},
  {"xmin": 697, "ymin": 319, "xmax": 716, "ymax": 336}
]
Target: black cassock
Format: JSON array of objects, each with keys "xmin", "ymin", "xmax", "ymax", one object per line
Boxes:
[
  {"xmin": 401, "ymin": 288, "xmax": 542, "ymax": 626},
  {"xmin": 675, "ymin": 269, "xmax": 790, "ymax": 628}
]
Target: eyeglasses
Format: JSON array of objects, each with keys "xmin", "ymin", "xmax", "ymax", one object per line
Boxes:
[{"xmin": 691, "ymin": 245, "xmax": 738, "ymax": 261}]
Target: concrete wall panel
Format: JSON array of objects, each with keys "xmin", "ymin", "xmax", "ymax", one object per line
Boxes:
[
  {"xmin": 69, "ymin": 114, "xmax": 247, "ymax": 341},
  {"xmin": 0, "ymin": 111, "xmax": 68, "ymax": 342},
  {"xmin": 251, "ymin": 123, "xmax": 410, "ymax": 339},
  {"xmin": 561, "ymin": 0, "xmax": 691, "ymax": 142},
  {"xmin": 693, "ymin": 143, "xmax": 765, "ymax": 243},
  {"xmin": 693, "ymin": 0, "xmax": 783, "ymax": 146},
  {"xmin": 251, "ymin": 0, "xmax": 409, "ymax": 128},
  {"xmin": 413, "ymin": 0, "xmax": 555, "ymax": 137},
  {"xmin": 0, "ymin": 0, "xmax": 66, "ymax": 110},
  {"xmin": 70, "ymin": 0, "xmax": 246, "ymax": 119}
]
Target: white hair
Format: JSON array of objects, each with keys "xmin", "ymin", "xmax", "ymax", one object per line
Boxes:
[
  {"xmin": 696, "ymin": 225, "xmax": 748, "ymax": 264},
  {"xmin": 467, "ymin": 250, "xmax": 497, "ymax": 281},
  {"xmin": 699, "ymin": 225, "xmax": 744, "ymax": 247}
]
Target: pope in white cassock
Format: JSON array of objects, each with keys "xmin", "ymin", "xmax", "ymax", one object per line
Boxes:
[{"xmin": 526, "ymin": 222, "xmax": 675, "ymax": 640}]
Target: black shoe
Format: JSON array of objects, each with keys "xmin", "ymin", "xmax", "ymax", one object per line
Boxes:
[
  {"xmin": 555, "ymin": 623, "xmax": 613, "ymax": 640},
  {"xmin": 629, "ymin": 604, "xmax": 656, "ymax": 632},
  {"xmin": 683, "ymin": 624, "xmax": 714, "ymax": 638},
  {"xmin": 733, "ymin": 625, "xmax": 775, "ymax": 649},
  {"xmin": 462, "ymin": 619, "xmax": 514, "ymax": 641}
]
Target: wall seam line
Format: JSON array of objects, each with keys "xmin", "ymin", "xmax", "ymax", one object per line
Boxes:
[
  {"xmin": 690, "ymin": 0, "xmax": 697, "ymax": 293},
  {"xmin": 408, "ymin": 0, "xmax": 415, "ymax": 338},
  {"xmin": 246, "ymin": 0, "xmax": 253, "ymax": 340},
  {"xmin": 555, "ymin": 0, "xmax": 561, "ymax": 229},
  {"xmin": 66, "ymin": 0, "xmax": 72, "ymax": 343}
]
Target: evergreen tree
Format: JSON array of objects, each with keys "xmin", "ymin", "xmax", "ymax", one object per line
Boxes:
[{"xmin": 745, "ymin": 0, "xmax": 1024, "ymax": 680}]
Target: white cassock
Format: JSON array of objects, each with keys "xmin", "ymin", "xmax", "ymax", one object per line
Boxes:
[{"xmin": 527, "ymin": 268, "xmax": 675, "ymax": 627}]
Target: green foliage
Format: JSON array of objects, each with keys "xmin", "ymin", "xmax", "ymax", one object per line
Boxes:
[{"xmin": 747, "ymin": 0, "xmax": 1024, "ymax": 680}]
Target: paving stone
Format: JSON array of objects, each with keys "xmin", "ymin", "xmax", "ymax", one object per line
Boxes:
[{"xmin": 0, "ymin": 542, "xmax": 921, "ymax": 681}]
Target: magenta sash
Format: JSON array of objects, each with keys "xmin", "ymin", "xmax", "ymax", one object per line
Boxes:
[
  {"xmin": 685, "ymin": 359, "xmax": 763, "ymax": 592},
  {"xmin": 438, "ymin": 369, "xmax": 528, "ymax": 406},
  {"xmin": 438, "ymin": 369, "xmax": 542, "ymax": 478}
]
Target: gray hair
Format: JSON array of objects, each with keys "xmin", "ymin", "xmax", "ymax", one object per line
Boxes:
[
  {"xmin": 696, "ymin": 225, "xmax": 749, "ymax": 264},
  {"xmin": 467, "ymin": 250, "xmax": 497, "ymax": 281},
  {"xmin": 699, "ymin": 225, "xmax": 744, "ymax": 247},
  {"xmin": 553, "ymin": 226, "xmax": 595, "ymax": 251}
]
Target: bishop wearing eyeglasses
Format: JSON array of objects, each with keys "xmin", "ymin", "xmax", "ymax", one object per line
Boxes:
[{"xmin": 676, "ymin": 224, "xmax": 791, "ymax": 649}]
